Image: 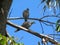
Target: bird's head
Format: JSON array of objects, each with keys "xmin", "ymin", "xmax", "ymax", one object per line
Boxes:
[{"xmin": 27, "ymin": 8, "xmax": 29, "ymax": 11}]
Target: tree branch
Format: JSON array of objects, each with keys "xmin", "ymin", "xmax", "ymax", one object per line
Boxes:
[
  {"xmin": 0, "ymin": 0, "xmax": 12, "ymax": 37},
  {"xmin": 7, "ymin": 17, "xmax": 56, "ymax": 24},
  {"xmin": 8, "ymin": 15, "xmax": 60, "ymax": 20},
  {"xmin": 7, "ymin": 21, "xmax": 59, "ymax": 44},
  {"xmin": 40, "ymin": 15, "xmax": 60, "ymax": 19}
]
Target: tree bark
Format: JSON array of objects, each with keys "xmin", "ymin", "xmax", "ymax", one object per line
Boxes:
[{"xmin": 0, "ymin": 0, "xmax": 12, "ymax": 36}]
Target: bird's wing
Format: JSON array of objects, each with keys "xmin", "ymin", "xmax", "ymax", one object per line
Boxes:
[
  {"xmin": 23, "ymin": 10, "xmax": 29, "ymax": 18},
  {"xmin": 21, "ymin": 22, "xmax": 30, "ymax": 29}
]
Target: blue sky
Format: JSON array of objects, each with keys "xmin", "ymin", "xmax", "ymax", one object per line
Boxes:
[{"xmin": 6, "ymin": 0, "xmax": 60, "ymax": 45}]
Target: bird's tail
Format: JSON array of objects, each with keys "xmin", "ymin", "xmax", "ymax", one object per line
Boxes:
[
  {"xmin": 25, "ymin": 19, "xmax": 27, "ymax": 22},
  {"xmin": 15, "ymin": 28, "xmax": 20, "ymax": 32}
]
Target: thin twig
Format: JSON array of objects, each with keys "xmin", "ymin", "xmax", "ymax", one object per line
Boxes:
[
  {"xmin": 48, "ymin": 34, "xmax": 60, "ymax": 36},
  {"xmin": 42, "ymin": 22, "xmax": 52, "ymax": 26},
  {"xmin": 8, "ymin": 8, "xmax": 13, "ymax": 17},
  {"xmin": 40, "ymin": 15, "xmax": 60, "ymax": 19},
  {"xmin": 39, "ymin": 21, "xmax": 44, "ymax": 34},
  {"xmin": 39, "ymin": 19, "xmax": 55, "ymax": 24}
]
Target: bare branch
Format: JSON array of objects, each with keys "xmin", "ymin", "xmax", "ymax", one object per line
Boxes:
[
  {"xmin": 39, "ymin": 19, "xmax": 55, "ymax": 24},
  {"xmin": 8, "ymin": 15, "xmax": 60, "ymax": 20},
  {"xmin": 7, "ymin": 17, "xmax": 56, "ymax": 24},
  {"xmin": 7, "ymin": 21, "xmax": 59, "ymax": 44},
  {"xmin": 7, "ymin": 17, "xmax": 41, "ymax": 20},
  {"xmin": 40, "ymin": 15, "xmax": 60, "ymax": 19},
  {"xmin": 48, "ymin": 34, "xmax": 60, "ymax": 36}
]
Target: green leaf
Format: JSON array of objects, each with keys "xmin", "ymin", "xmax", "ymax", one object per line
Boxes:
[
  {"xmin": 0, "ymin": 34, "xmax": 24, "ymax": 45},
  {"xmin": 56, "ymin": 19, "xmax": 60, "ymax": 32}
]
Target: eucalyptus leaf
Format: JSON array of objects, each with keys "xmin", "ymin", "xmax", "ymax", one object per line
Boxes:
[{"xmin": 56, "ymin": 19, "xmax": 60, "ymax": 32}]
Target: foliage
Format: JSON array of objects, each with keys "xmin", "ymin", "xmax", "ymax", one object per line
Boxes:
[
  {"xmin": 41, "ymin": 0, "xmax": 60, "ymax": 8},
  {"xmin": 0, "ymin": 34, "xmax": 24, "ymax": 45},
  {"xmin": 56, "ymin": 19, "xmax": 60, "ymax": 32},
  {"xmin": 40, "ymin": 0, "xmax": 60, "ymax": 14},
  {"xmin": 57, "ymin": 44, "xmax": 60, "ymax": 45}
]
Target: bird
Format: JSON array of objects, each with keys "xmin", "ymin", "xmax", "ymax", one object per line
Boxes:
[
  {"xmin": 23, "ymin": 8, "xmax": 29, "ymax": 22},
  {"xmin": 15, "ymin": 21, "xmax": 35, "ymax": 32},
  {"xmin": 56, "ymin": 19, "xmax": 60, "ymax": 32}
]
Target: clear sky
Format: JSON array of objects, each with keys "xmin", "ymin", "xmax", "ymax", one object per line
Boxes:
[{"xmin": 6, "ymin": 0, "xmax": 60, "ymax": 45}]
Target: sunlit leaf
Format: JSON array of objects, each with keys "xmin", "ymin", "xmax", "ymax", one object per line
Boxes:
[
  {"xmin": 0, "ymin": 34, "xmax": 24, "ymax": 45},
  {"xmin": 0, "ymin": 36, "xmax": 2, "ymax": 40}
]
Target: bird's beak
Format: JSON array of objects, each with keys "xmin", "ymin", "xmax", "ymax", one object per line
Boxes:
[{"xmin": 32, "ymin": 22, "xmax": 35, "ymax": 24}]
